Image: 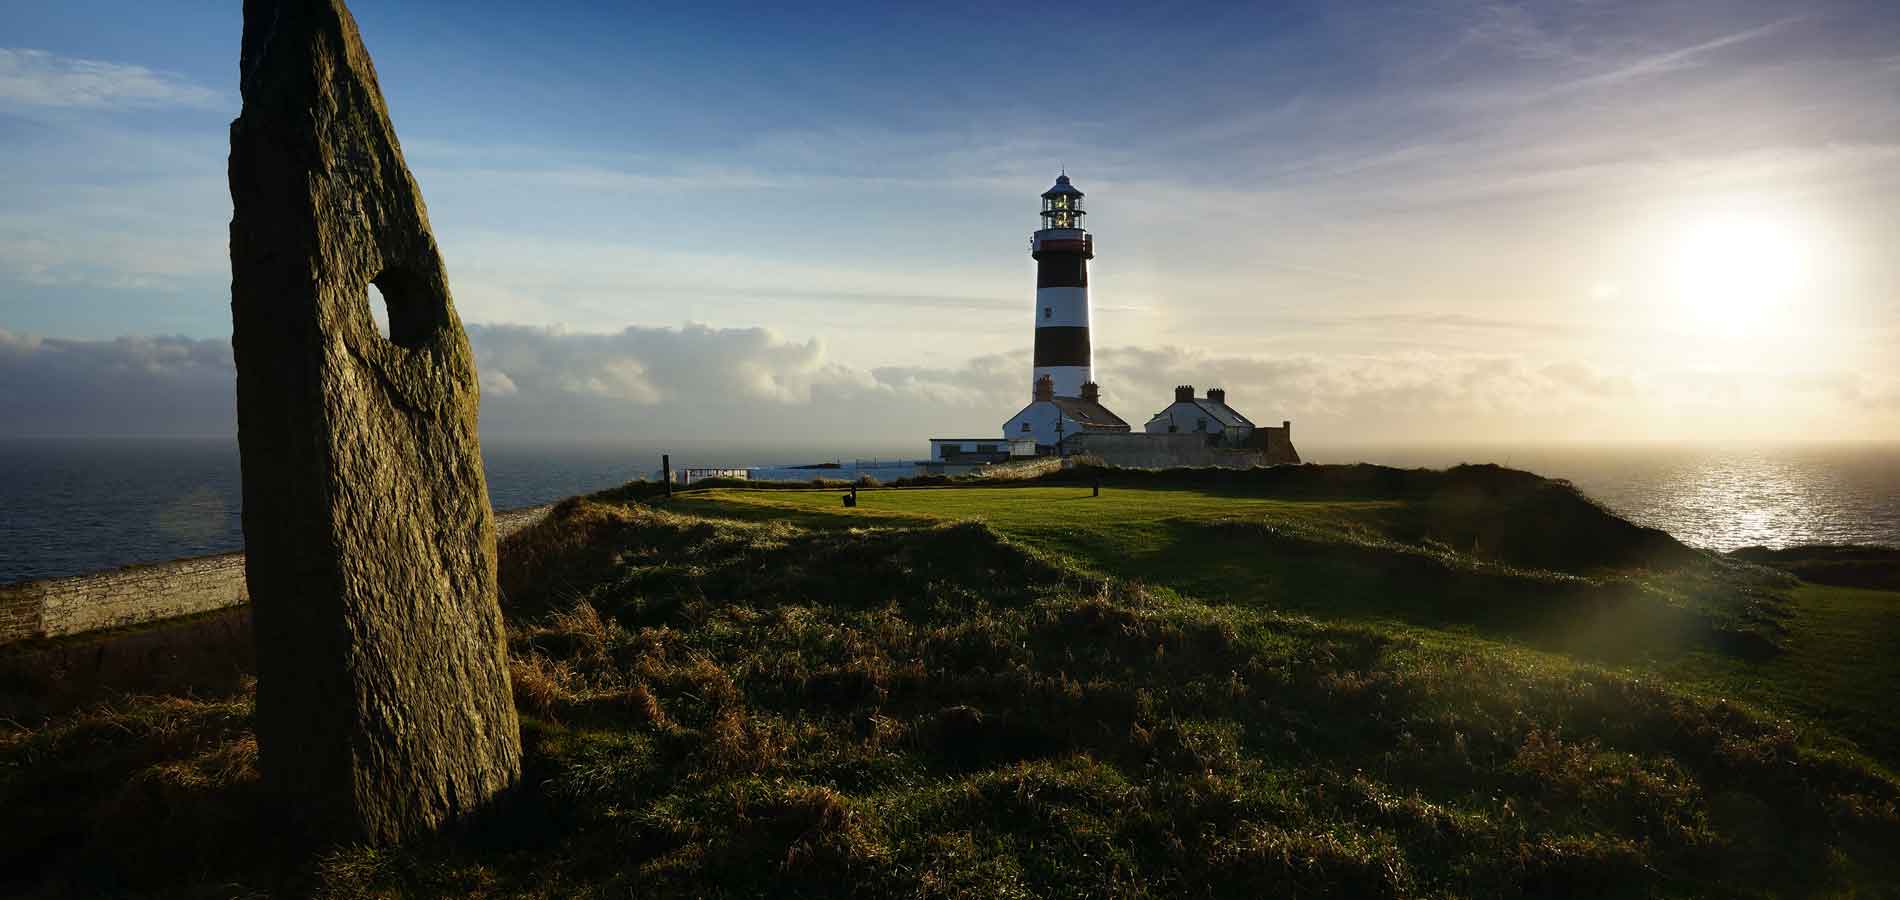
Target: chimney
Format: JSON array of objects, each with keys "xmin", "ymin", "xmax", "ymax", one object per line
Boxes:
[
  {"xmin": 1282, "ymin": 420, "xmax": 1291, "ymax": 440},
  {"xmin": 1034, "ymin": 374, "xmax": 1055, "ymax": 402},
  {"xmin": 1080, "ymin": 381, "xmax": 1100, "ymax": 402},
  {"xmin": 1174, "ymin": 384, "xmax": 1194, "ymax": 403},
  {"xmin": 1207, "ymin": 388, "xmax": 1226, "ymax": 406}
]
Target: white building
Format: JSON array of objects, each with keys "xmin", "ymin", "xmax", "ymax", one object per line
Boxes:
[
  {"xmin": 928, "ymin": 438, "xmax": 1036, "ymax": 462},
  {"xmin": 1004, "ymin": 375, "xmax": 1130, "ymax": 450},
  {"xmin": 1145, "ymin": 386, "xmax": 1253, "ymax": 444}
]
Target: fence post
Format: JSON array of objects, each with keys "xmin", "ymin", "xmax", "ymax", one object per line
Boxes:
[{"xmin": 662, "ymin": 454, "xmax": 673, "ymax": 498}]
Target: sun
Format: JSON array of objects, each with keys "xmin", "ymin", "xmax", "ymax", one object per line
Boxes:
[{"xmin": 1667, "ymin": 214, "xmax": 1807, "ymax": 338}]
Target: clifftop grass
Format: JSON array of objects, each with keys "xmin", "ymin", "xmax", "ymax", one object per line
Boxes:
[{"xmin": 3, "ymin": 466, "xmax": 1898, "ymax": 898}]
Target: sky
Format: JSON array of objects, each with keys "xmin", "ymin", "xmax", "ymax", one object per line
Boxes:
[{"xmin": 2, "ymin": 0, "xmax": 1898, "ymax": 446}]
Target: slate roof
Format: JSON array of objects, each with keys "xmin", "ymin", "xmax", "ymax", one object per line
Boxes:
[
  {"xmin": 1192, "ymin": 398, "xmax": 1252, "ymax": 428},
  {"xmin": 1050, "ymin": 397, "xmax": 1130, "ymax": 431},
  {"xmin": 1146, "ymin": 399, "xmax": 1253, "ymax": 430}
]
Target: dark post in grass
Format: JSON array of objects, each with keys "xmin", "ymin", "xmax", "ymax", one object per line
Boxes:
[
  {"xmin": 1093, "ymin": 474, "xmax": 1101, "ymax": 497},
  {"xmin": 662, "ymin": 454, "xmax": 673, "ymax": 497}
]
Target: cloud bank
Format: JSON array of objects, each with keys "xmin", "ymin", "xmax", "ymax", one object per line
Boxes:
[
  {"xmin": 0, "ymin": 330, "xmax": 237, "ymax": 435},
  {"xmin": 5, "ymin": 323, "xmax": 1893, "ymax": 445}
]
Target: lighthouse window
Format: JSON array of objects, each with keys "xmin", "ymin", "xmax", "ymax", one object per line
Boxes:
[{"xmin": 1043, "ymin": 307, "xmax": 1051, "ymax": 319}]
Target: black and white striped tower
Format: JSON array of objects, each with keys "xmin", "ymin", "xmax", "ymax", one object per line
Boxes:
[{"xmin": 1031, "ymin": 173, "xmax": 1094, "ymax": 397}]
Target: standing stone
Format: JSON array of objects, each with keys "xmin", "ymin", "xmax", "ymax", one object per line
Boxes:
[{"xmin": 228, "ymin": 0, "xmax": 520, "ymax": 844}]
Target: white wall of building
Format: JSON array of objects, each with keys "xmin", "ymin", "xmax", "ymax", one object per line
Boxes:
[
  {"xmin": 929, "ymin": 439, "xmax": 1005, "ymax": 461},
  {"xmin": 1004, "ymin": 401, "xmax": 1086, "ymax": 447}
]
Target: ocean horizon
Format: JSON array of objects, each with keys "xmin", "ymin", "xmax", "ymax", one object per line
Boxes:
[{"xmin": 1, "ymin": 435, "xmax": 1893, "ymax": 584}]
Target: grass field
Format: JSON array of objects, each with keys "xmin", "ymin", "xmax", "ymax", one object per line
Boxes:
[
  {"xmin": 679, "ymin": 484, "xmax": 1900, "ymax": 769},
  {"xmin": 673, "ymin": 485, "xmax": 1408, "ymax": 601},
  {"xmin": 1663, "ymin": 584, "xmax": 1900, "ymax": 769},
  {"xmin": 4, "ymin": 467, "xmax": 1898, "ymax": 898}
]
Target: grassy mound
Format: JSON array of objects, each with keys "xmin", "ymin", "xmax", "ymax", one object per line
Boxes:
[
  {"xmin": 734, "ymin": 462, "xmax": 1696, "ymax": 572},
  {"xmin": 1015, "ymin": 462, "xmax": 1696, "ymax": 572},
  {"xmin": 6, "ymin": 497, "xmax": 1896, "ymax": 898},
  {"xmin": 1167, "ymin": 515, "xmax": 1791, "ymax": 662},
  {"xmin": 1729, "ymin": 544, "xmax": 1900, "ymax": 591},
  {"xmin": 665, "ymin": 471, "xmax": 1789, "ymax": 665}
]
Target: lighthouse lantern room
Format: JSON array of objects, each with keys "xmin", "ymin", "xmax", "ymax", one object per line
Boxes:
[{"xmin": 1040, "ymin": 176, "xmax": 1085, "ymax": 230}]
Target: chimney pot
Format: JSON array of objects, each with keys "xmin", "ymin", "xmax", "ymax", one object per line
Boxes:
[
  {"xmin": 1207, "ymin": 388, "xmax": 1226, "ymax": 405},
  {"xmin": 1034, "ymin": 374, "xmax": 1055, "ymax": 401},
  {"xmin": 1080, "ymin": 381, "xmax": 1100, "ymax": 402},
  {"xmin": 1174, "ymin": 384, "xmax": 1194, "ymax": 403}
]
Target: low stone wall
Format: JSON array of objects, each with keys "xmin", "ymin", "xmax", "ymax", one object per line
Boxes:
[
  {"xmin": 0, "ymin": 503, "xmax": 553, "ymax": 646},
  {"xmin": 37, "ymin": 552, "xmax": 249, "ymax": 639},
  {"xmin": 0, "ymin": 583, "xmax": 42, "ymax": 644},
  {"xmin": 1064, "ymin": 432, "xmax": 1290, "ymax": 469}
]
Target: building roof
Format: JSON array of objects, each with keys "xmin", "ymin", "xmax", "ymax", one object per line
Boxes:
[
  {"xmin": 1192, "ymin": 398, "xmax": 1252, "ymax": 428},
  {"xmin": 1145, "ymin": 398, "xmax": 1253, "ymax": 430},
  {"xmin": 1006, "ymin": 397, "xmax": 1132, "ymax": 434},
  {"xmin": 1051, "ymin": 396, "xmax": 1130, "ymax": 431}
]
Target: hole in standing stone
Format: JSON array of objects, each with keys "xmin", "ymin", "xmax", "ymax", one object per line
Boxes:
[
  {"xmin": 368, "ymin": 282, "xmax": 392, "ymax": 340},
  {"xmin": 367, "ymin": 268, "xmax": 444, "ymax": 350}
]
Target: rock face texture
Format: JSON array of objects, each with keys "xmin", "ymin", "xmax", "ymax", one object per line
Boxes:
[{"xmin": 227, "ymin": 0, "xmax": 520, "ymax": 844}]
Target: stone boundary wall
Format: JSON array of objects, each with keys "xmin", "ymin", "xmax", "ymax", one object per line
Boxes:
[
  {"xmin": 0, "ymin": 503, "xmax": 552, "ymax": 646},
  {"xmin": 1064, "ymin": 433, "xmax": 1277, "ymax": 469},
  {"xmin": 0, "ymin": 582, "xmax": 42, "ymax": 644},
  {"xmin": 1250, "ymin": 425, "xmax": 1301, "ymax": 465}
]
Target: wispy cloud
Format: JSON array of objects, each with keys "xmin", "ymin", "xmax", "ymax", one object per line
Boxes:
[
  {"xmin": 1556, "ymin": 17, "xmax": 1804, "ymax": 94},
  {"xmin": 0, "ymin": 48, "xmax": 221, "ymax": 110}
]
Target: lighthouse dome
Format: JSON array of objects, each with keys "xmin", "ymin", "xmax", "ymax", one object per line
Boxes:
[{"xmin": 1042, "ymin": 174, "xmax": 1084, "ymax": 199}]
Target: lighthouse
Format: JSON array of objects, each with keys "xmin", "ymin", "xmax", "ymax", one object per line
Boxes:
[
  {"xmin": 1031, "ymin": 173, "xmax": 1094, "ymax": 397},
  {"xmin": 926, "ymin": 172, "xmax": 1297, "ymax": 468},
  {"xmin": 994, "ymin": 173, "xmax": 1129, "ymax": 452}
]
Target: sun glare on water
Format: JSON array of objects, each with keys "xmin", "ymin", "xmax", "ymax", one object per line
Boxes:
[{"xmin": 1666, "ymin": 213, "xmax": 1809, "ymax": 339}]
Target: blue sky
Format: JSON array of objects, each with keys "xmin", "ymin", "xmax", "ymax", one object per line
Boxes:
[{"xmin": 3, "ymin": 1, "xmax": 1898, "ymax": 442}]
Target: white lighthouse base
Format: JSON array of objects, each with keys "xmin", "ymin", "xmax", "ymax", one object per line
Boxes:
[{"xmin": 1034, "ymin": 365, "xmax": 1091, "ymax": 398}]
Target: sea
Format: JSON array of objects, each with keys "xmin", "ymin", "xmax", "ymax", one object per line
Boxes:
[{"xmin": 0, "ymin": 436, "xmax": 1894, "ymax": 584}]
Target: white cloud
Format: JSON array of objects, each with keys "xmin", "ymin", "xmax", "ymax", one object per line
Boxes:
[
  {"xmin": 0, "ymin": 49, "xmax": 221, "ymax": 110},
  {"xmin": 480, "ymin": 370, "xmax": 519, "ymax": 397}
]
